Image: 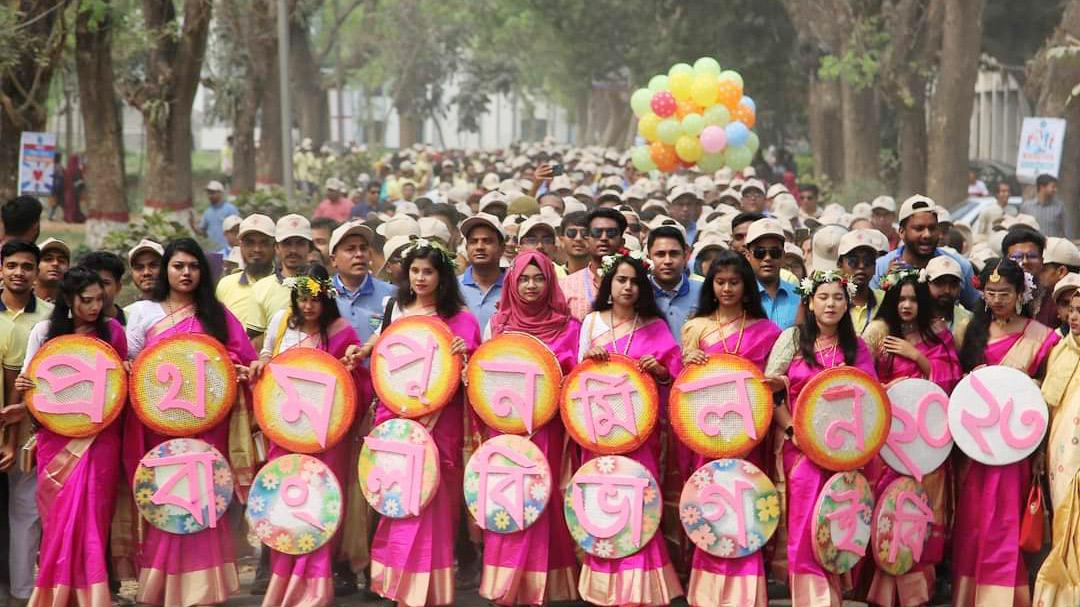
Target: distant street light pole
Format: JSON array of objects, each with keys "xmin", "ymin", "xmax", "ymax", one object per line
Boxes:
[{"xmin": 278, "ymin": 0, "xmax": 294, "ymax": 202}]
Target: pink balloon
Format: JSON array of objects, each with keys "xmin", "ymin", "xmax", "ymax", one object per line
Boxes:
[
  {"xmin": 700, "ymin": 125, "xmax": 728, "ymax": 154},
  {"xmin": 651, "ymin": 91, "xmax": 677, "ymax": 118}
]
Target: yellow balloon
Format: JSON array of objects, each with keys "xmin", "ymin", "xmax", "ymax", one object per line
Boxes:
[
  {"xmin": 638, "ymin": 113, "xmax": 661, "ymax": 142},
  {"xmin": 669, "ymin": 73, "xmax": 693, "ymax": 102},
  {"xmin": 675, "ymin": 135, "xmax": 703, "ymax": 163},
  {"xmin": 690, "ymin": 74, "xmax": 719, "ymax": 107}
]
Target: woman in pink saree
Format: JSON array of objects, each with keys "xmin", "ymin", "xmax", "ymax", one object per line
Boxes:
[
  {"xmin": 576, "ymin": 251, "xmax": 684, "ymax": 606},
  {"xmin": 245, "ymin": 265, "xmax": 363, "ymax": 607},
  {"xmin": 860, "ymin": 270, "xmax": 961, "ymax": 606},
  {"xmin": 123, "ymin": 239, "xmax": 259, "ymax": 607},
  {"xmin": 953, "ymin": 258, "xmax": 1058, "ymax": 607},
  {"xmin": 11, "ymin": 268, "xmax": 126, "ymax": 607},
  {"xmin": 680, "ymin": 251, "xmax": 781, "ymax": 607},
  {"xmin": 355, "ymin": 240, "xmax": 480, "ymax": 607},
  {"xmin": 764, "ymin": 270, "xmax": 878, "ymax": 607}
]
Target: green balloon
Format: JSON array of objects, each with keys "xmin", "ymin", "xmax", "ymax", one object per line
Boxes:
[
  {"xmin": 657, "ymin": 119, "xmax": 681, "ymax": 144},
  {"xmin": 693, "ymin": 57, "xmax": 722, "ymax": 76},
  {"xmin": 724, "ymin": 145, "xmax": 753, "ymax": 171},
  {"xmin": 681, "ymin": 113, "xmax": 705, "ymax": 136},
  {"xmin": 631, "ymin": 145, "xmax": 656, "ymax": 172},
  {"xmin": 630, "ymin": 88, "xmax": 653, "ymax": 117},
  {"xmin": 703, "ymin": 104, "xmax": 731, "ymax": 127},
  {"xmin": 746, "ymin": 131, "xmax": 760, "ymax": 154},
  {"xmin": 697, "ymin": 151, "xmax": 725, "ymax": 173},
  {"xmin": 648, "ymin": 75, "xmax": 669, "ymax": 93},
  {"xmin": 719, "ymin": 69, "xmax": 744, "ymax": 88},
  {"xmin": 668, "ymin": 63, "xmax": 694, "ymax": 78}
]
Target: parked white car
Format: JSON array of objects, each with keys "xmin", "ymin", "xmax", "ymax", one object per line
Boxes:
[{"xmin": 951, "ymin": 196, "xmax": 1023, "ymax": 227}]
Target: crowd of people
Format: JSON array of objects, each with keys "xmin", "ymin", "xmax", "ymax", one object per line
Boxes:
[{"xmin": 0, "ymin": 140, "xmax": 1077, "ymax": 607}]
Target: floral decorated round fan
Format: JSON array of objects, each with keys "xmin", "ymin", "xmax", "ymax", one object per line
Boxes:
[
  {"xmin": 252, "ymin": 348, "xmax": 356, "ymax": 454},
  {"xmin": 871, "ymin": 476, "xmax": 934, "ymax": 576},
  {"xmin": 466, "ymin": 333, "xmax": 562, "ymax": 435},
  {"xmin": 370, "ymin": 316, "xmax": 461, "ymax": 418},
  {"xmin": 794, "ymin": 366, "xmax": 889, "ymax": 471},
  {"xmin": 464, "ymin": 434, "xmax": 551, "ymax": 534},
  {"xmin": 670, "ymin": 354, "xmax": 773, "ymax": 458},
  {"xmin": 560, "ymin": 354, "xmax": 659, "ymax": 455},
  {"xmin": 129, "ymin": 334, "xmax": 237, "ymax": 437},
  {"xmin": 25, "ymin": 334, "xmax": 127, "ymax": 438},
  {"xmin": 948, "ymin": 365, "xmax": 1047, "ymax": 466},
  {"xmin": 357, "ymin": 418, "xmax": 440, "ymax": 518},
  {"xmin": 563, "ymin": 455, "xmax": 661, "ymax": 558},
  {"xmin": 133, "ymin": 438, "xmax": 233, "ymax": 535},
  {"xmin": 246, "ymin": 454, "xmax": 342, "ymax": 555},
  {"xmin": 679, "ymin": 459, "xmax": 779, "ymax": 558},
  {"xmin": 811, "ymin": 471, "xmax": 874, "ymax": 574}
]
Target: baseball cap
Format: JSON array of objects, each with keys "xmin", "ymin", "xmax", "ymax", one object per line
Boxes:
[
  {"xmin": 717, "ymin": 187, "xmax": 741, "ymax": 205},
  {"xmin": 381, "ymin": 234, "xmax": 414, "ymax": 271},
  {"xmin": 714, "ymin": 167, "xmax": 733, "ymax": 186},
  {"xmin": 898, "ymin": 195, "xmax": 936, "ymax": 222},
  {"xmin": 518, "ymin": 215, "xmax": 557, "ymax": 240},
  {"xmin": 376, "ymin": 215, "xmax": 421, "ymax": 239},
  {"xmin": 924, "ymin": 256, "xmax": 963, "ymax": 282},
  {"xmin": 275, "ymin": 214, "xmax": 313, "ymax": 242},
  {"xmin": 666, "ymin": 185, "xmax": 700, "ymax": 203},
  {"xmin": 127, "ymin": 239, "xmax": 164, "ymax": 265},
  {"xmin": 742, "ymin": 166, "xmax": 757, "ymax": 178},
  {"xmin": 459, "ymin": 212, "xmax": 505, "ymax": 240},
  {"xmin": 646, "ymin": 215, "xmax": 688, "ymax": 240},
  {"xmin": 936, "ymin": 207, "xmax": 953, "ymax": 223},
  {"xmin": 745, "ymin": 218, "xmax": 786, "ymax": 245},
  {"xmin": 740, "ymin": 178, "xmax": 766, "ymax": 195},
  {"xmin": 851, "ymin": 202, "xmax": 872, "ymax": 220},
  {"xmin": 771, "ymin": 193, "xmax": 799, "ymax": 222},
  {"xmin": 1054, "ymin": 272, "xmax": 1080, "ymax": 301},
  {"xmin": 481, "ymin": 172, "xmax": 500, "ymax": 191},
  {"xmin": 329, "ymin": 220, "xmax": 375, "ymax": 254},
  {"xmin": 478, "ymin": 191, "xmax": 509, "ymax": 213},
  {"xmin": 871, "ymin": 195, "xmax": 897, "ymax": 214},
  {"xmin": 222, "ymin": 215, "xmax": 242, "ymax": 232},
  {"xmin": 239, "ymin": 214, "xmax": 275, "ymax": 238},
  {"xmin": 838, "ymin": 229, "xmax": 881, "ymax": 256},
  {"xmin": 418, "ymin": 217, "xmax": 452, "ymax": 245},
  {"xmin": 549, "ymin": 174, "xmax": 573, "ymax": 193},
  {"xmin": 811, "ymin": 225, "xmax": 848, "ymax": 272},
  {"xmin": 324, "ymin": 177, "xmax": 346, "ymax": 191},
  {"xmin": 394, "ymin": 201, "xmax": 421, "ymax": 218},
  {"xmin": 563, "ymin": 198, "xmax": 588, "ymax": 215},
  {"xmin": 39, "ymin": 238, "xmax": 70, "ymax": 258},
  {"xmin": 508, "ymin": 195, "xmax": 540, "ymax": 216},
  {"xmin": 641, "ymin": 199, "xmax": 669, "ymax": 213},
  {"xmin": 596, "ymin": 189, "xmax": 624, "ymax": 204},
  {"xmin": 1045, "ymin": 237, "xmax": 1080, "ymax": 267},
  {"xmin": 784, "ymin": 242, "xmax": 804, "ymax": 258},
  {"xmin": 205, "ymin": 180, "xmax": 225, "ymax": 193},
  {"xmin": 766, "ymin": 183, "xmax": 789, "ymax": 199},
  {"xmin": 866, "ymin": 229, "xmax": 890, "ymax": 254}
]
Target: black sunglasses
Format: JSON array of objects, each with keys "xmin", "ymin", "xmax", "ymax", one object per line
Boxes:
[
  {"xmin": 590, "ymin": 227, "xmax": 621, "ymax": 239},
  {"xmin": 751, "ymin": 246, "xmax": 783, "ymax": 260},
  {"xmin": 564, "ymin": 227, "xmax": 587, "ymax": 239}
]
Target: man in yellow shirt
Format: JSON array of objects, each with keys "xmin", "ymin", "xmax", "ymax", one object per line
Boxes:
[
  {"xmin": 215, "ymin": 214, "xmax": 276, "ymax": 336},
  {"xmin": 252, "ymin": 214, "xmax": 315, "ymax": 333},
  {"xmin": 838, "ymin": 229, "xmax": 887, "ymax": 335}
]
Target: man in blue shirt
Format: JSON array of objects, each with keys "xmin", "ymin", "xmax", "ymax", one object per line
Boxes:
[
  {"xmin": 870, "ymin": 195, "xmax": 978, "ymax": 308},
  {"xmin": 196, "ymin": 180, "xmax": 239, "ymax": 250},
  {"xmin": 667, "ymin": 184, "xmax": 701, "ymax": 245},
  {"xmin": 330, "ymin": 220, "xmax": 396, "ymax": 343},
  {"xmin": 648, "ymin": 221, "xmax": 702, "ymax": 337},
  {"xmin": 458, "ymin": 213, "xmax": 506, "ymax": 331},
  {"xmin": 745, "ymin": 217, "xmax": 800, "ymax": 329}
]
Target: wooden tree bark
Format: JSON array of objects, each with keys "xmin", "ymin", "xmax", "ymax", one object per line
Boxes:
[
  {"xmin": 807, "ymin": 77, "xmax": 845, "ymax": 186},
  {"xmin": 1026, "ymin": 0, "xmax": 1080, "ymax": 236},
  {"xmin": 290, "ymin": 15, "xmax": 330, "ymax": 148},
  {"xmin": 927, "ymin": 0, "xmax": 985, "ymax": 206},
  {"xmin": 221, "ymin": 0, "xmax": 275, "ymax": 191},
  {"xmin": 76, "ymin": 0, "xmax": 129, "ymax": 247},
  {"xmin": 258, "ymin": 41, "xmax": 284, "ymax": 186},
  {"xmin": 841, "ymin": 83, "xmax": 881, "ymax": 185}
]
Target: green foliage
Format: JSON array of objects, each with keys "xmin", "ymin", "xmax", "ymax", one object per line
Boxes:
[
  {"xmin": 311, "ymin": 151, "xmax": 377, "ymax": 193},
  {"xmin": 818, "ymin": 16, "xmax": 889, "ymax": 91},
  {"xmin": 232, "ymin": 186, "xmax": 314, "ymax": 220},
  {"xmin": 100, "ymin": 211, "xmax": 193, "ymax": 257}
]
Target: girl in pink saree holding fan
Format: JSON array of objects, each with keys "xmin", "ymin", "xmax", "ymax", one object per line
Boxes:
[{"xmin": 123, "ymin": 239, "xmax": 258, "ymax": 607}]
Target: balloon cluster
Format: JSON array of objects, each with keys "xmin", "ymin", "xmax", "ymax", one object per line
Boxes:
[{"xmin": 630, "ymin": 58, "xmax": 760, "ymax": 174}]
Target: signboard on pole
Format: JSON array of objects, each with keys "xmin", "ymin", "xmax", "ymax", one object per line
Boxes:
[
  {"xmin": 17, "ymin": 132, "xmax": 57, "ymax": 196},
  {"xmin": 1016, "ymin": 117, "xmax": 1066, "ymax": 183}
]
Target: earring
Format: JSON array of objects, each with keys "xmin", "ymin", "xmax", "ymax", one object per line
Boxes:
[
  {"xmin": 1016, "ymin": 300, "xmax": 1023, "ymax": 316},
  {"xmin": 607, "ymin": 295, "xmax": 613, "ymax": 304},
  {"xmin": 67, "ymin": 308, "xmax": 72, "ymax": 319},
  {"xmin": 985, "ymin": 301, "xmax": 991, "ymax": 314}
]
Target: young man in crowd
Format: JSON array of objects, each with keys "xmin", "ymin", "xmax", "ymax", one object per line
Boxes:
[
  {"xmin": 252, "ymin": 214, "xmax": 315, "ymax": 334},
  {"xmin": 196, "ymin": 180, "xmax": 238, "ymax": 251},
  {"xmin": 561, "ymin": 207, "xmax": 626, "ymax": 320},
  {"xmin": 0, "ymin": 197, "xmax": 42, "ymax": 245},
  {"xmin": 1041, "ymin": 237, "xmax": 1080, "ymax": 328},
  {"xmin": 458, "ymin": 213, "xmax": 506, "ymax": 331},
  {"xmin": 216, "ymin": 215, "xmax": 276, "ymax": 336},
  {"xmin": 924, "ymin": 255, "xmax": 972, "ymax": 346},
  {"xmin": 80, "ymin": 251, "xmax": 127, "ymax": 324},
  {"xmin": 310, "ymin": 217, "xmax": 339, "ymax": 265},
  {"xmin": 559, "ymin": 211, "xmax": 590, "ymax": 274},
  {"xmin": 838, "ymin": 229, "xmax": 886, "ymax": 334},
  {"xmin": 33, "ymin": 238, "xmax": 69, "ymax": 303},
  {"xmin": 648, "ymin": 222, "xmax": 702, "ymax": 336}
]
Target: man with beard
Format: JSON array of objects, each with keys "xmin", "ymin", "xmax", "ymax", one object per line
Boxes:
[
  {"xmin": 215, "ymin": 214, "xmax": 276, "ymax": 336},
  {"xmin": 871, "ymin": 195, "xmax": 978, "ymax": 308},
  {"xmin": 838, "ymin": 229, "xmax": 886, "ymax": 334},
  {"xmin": 125, "ymin": 239, "xmax": 163, "ymax": 313},
  {"xmin": 252, "ymin": 214, "xmax": 315, "ymax": 334},
  {"xmin": 648, "ymin": 222, "xmax": 702, "ymax": 336},
  {"xmin": 34, "ymin": 238, "xmax": 69, "ymax": 303},
  {"xmin": 561, "ymin": 207, "xmax": 626, "ymax": 320},
  {"xmin": 744, "ymin": 218, "xmax": 799, "ymax": 329},
  {"xmin": 559, "ymin": 211, "xmax": 590, "ymax": 274},
  {"xmin": 924, "ymin": 255, "xmax": 971, "ymax": 346}
]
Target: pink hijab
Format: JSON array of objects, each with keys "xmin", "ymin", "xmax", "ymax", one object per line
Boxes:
[{"xmin": 490, "ymin": 251, "xmax": 572, "ymax": 342}]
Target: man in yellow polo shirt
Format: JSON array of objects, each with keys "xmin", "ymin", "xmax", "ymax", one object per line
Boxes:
[
  {"xmin": 215, "ymin": 214, "xmax": 276, "ymax": 336},
  {"xmin": 251, "ymin": 214, "xmax": 315, "ymax": 334}
]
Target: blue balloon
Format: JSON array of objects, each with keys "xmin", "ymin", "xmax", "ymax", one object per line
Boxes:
[
  {"xmin": 725, "ymin": 121, "xmax": 750, "ymax": 148},
  {"xmin": 740, "ymin": 96, "xmax": 756, "ymax": 112}
]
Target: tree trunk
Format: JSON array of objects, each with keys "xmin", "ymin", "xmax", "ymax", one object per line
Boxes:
[
  {"xmin": 290, "ymin": 16, "xmax": 329, "ymax": 147},
  {"xmin": 601, "ymin": 89, "xmax": 632, "ymax": 148},
  {"xmin": 232, "ymin": 89, "xmax": 258, "ymax": 193},
  {"xmin": 927, "ymin": 0, "xmax": 985, "ymax": 206},
  {"xmin": 841, "ymin": 83, "xmax": 881, "ymax": 185},
  {"xmin": 574, "ymin": 89, "xmax": 590, "ymax": 146},
  {"xmin": 398, "ymin": 111, "xmax": 423, "ymax": 147},
  {"xmin": 258, "ymin": 65, "xmax": 284, "ymax": 185},
  {"xmin": 75, "ymin": 0, "xmax": 128, "ymax": 247},
  {"xmin": 897, "ymin": 98, "xmax": 928, "ymax": 197},
  {"xmin": 808, "ymin": 77, "xmax": 844, "ymax": 186}
]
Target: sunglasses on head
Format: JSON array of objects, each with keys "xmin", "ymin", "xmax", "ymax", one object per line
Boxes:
[
  {"xmin": 751, "ymin": 246, "xmax": 783, "ymax": 260},
  {"xmin": 564, "ymin": 227, "xmax": 587, "ymax": 239},
  {"xmin": 590, "ymin": 227, "xmax": 621, "ymax": 239}
]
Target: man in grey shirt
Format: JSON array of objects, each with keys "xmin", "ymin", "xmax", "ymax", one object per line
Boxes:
[{"xmin": 1021, "ymin": 173, "xmax": 1072, "ymax": 239}]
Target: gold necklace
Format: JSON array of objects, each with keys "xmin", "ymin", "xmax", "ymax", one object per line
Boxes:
[{"xmin": 717, "ymin": 311, "xmax": 746, "ymax": 355}]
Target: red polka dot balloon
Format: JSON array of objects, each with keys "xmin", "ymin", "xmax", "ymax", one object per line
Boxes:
[{"xmin": 651, "ymin": 91, "xmax": 677, "ymax": 118}]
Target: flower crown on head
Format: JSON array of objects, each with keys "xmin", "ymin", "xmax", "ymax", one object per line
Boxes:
[
  {"xmin": 404, "ymin": 237, "xmax": 458, "ymax": 271},
  {"xmin": 796, "ymin": 269, "xmax": 859, "ymax": 300},
  {"xmin": 879, "ymin": 267, "xmax": 923, "ymax": 292},
  {"xmin": 600, "ymin": 247, "xmax": 652, "ymax": 278},
  {"xmin": 283, "ymin": 275, "xmax": 336, "ymax": 299}
]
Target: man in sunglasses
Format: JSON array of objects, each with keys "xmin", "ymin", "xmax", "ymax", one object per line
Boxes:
[
  {"xmin": 667, "ymin": 184, "xmax": 703, "ymax": 245},
  {"xmin": 838, "ymin": 229, "xmax": 887, "ymax": 334},
  {"xmin": 561, "ymin": 207, "xmax": 626, "ymax": 320},
  {"xmin": 798, "ymin": 183, "xmax": 822, "ymax": 221},
  {"xmin": 648, "ymin": 223, "xmax": 702, "ymax": 336},
  {"xmin": 744, "ymin": 217, "xmax": 800, "ymax": 329},
  {"xmin": 559, "ymin": 211, "xmax": 590, "ymax": 274},
  {"xmin": 1003, "ymin": 225, "xmax": 1052, "ymax": 322}
]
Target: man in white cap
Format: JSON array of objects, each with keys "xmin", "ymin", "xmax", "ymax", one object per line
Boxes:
[
  {"xmin": 1052, "ymin": 272, "xmax": 1080, "ymax": 335},
  {"xmin": 126, "ymin": 239, "xmax": 164, "ymax": 310},
  {"xmin": 219, "ymin": 214, "xmax": 242, "ymax": 259},
  {"xmin": 216, "ymin": 214, "xmax": 276, "ymax": 335},
  {"xmin": 314, "ymin": 178, "xmax": 353, "ymax": 223},
  {"xmin": 667, "ymin": 185, "xmax": 703, "ymax": 245},
  {"xmin": 478, "ymin": 191, "xmax": 509, "ymax": 221},
  {"xmin": 330, "ymin": 220, "xmax": 396, "ymax": 343},
  {"xmin": 838, "ymin": 229, "xmax": 885, "ymax": 334},
  {"xmin": 1037, "ymin": 236, "xmax": 1080, "ymax": 328},
  {"xmin": 924, "ymin": 255, "xmax": 971, "ymax": 345},
  {"xmin": 744, "ymin": 218, "xmax": 799, "ymax": 329},
  {"xmin": 738, "ymin": 179, "xmax": 767, "ymax": 214},
  {"xmin": 458, "ymin": 213, "xmax": 507, "ymax": 331},
  {"xmin": 869, "ymin": 195, "xmax": 899, "ymax": 250},
  {"xmin": 34, "ymin": 238, "xmax": 69, "ymax": 303},
  {"xmin": 797, "ymin": 183, "xmax": 821, "ymax": 221},
  {"xmin": 196, "ymin": 180, "xmax": 238, "ymax": 251},
  {"xmin": 252, "ymin": 214, "xmax": 316, "ymax": 334}
]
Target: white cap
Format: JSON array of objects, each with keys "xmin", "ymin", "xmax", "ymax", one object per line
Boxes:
[
  {"xmin": 624, "ymin": 234, "xmax": 642, "ymax": 252},
  {"xmin": 646, "ymin": 215, "xmax": 688, "ymax": 241},
  {"xmin": 745, "ymin": 218, "xmax": 786, "ymax": 245},
  {"xmin": 771, "ymin": 193, "xmax": 799, "ymax": 222},
  {"xmin": 784, "ymin": 242, "xmax": 804, "ymax": 258},
  {"xmin": 549, "ymin": 174, "xmax": 573, "ymax": 193},
  {"xmin": 871, "ymin": 195, "xmax": 897, "ymax": 213},
  {"xmin": 395, "ymin": 201, "xmax": 421, "ymax": 218},
  {"xmin": 205, "ymin": 180, "xmax": 225, "ymax": 193},
  {"xmin": 766, "ymin": 183, "xmax": 789, "ymax": 199},
  {"xmin": 324, "ymin": 177, "xmax": 347, "ymax": 191},
  {"xmin": 481, "ymin": 172, "xmax": 500, "ymax": 191},
  {"xmin": 851, "ymin": 202, "xmax": 872, "ymax": 220},
  {"xmin": 936, "ymin": 207, "xmax": 953, "ymax": 223},
  {"xmin": 418, "ymin": 217, "xmax": 452, "ymax": 244},
  {"xmin": 596, "ymin": 189, "xmax": 624, "ymax": 203},
  {"xmin": 239, "ymin": 214, "xmax": 275, "ymax": 238},
  {"xmin": 742, "ymin": 166, "xmax": 757, "ymax": 177},
  {"xmin": 898, "ymin": 195, "xmax": 936, "ymax": 222},
  {"xmin": 382, "ymin": 234, "xmax": 414, "ymax": 267},
  {"xmin": 275, "ymin": 214, "xmax": 313, "ymax": 242},
  {"xmin": 222, "ymin": 215, "xmax": 243, "ymax": 232},
  {"xmin": 38, "ymin": 237, "xmax": 70, "ymax": 258},
  {"xmin": 717, "ymin": 187, "xmax": 741, "ymax": 205},
  {"xmin": 667, "ymin": 185, "xmax": 700, "ymax": 203},
  {"xmin": 479, "ymin": 191, "xmax": 509, "ymax": 213},
  {"xmin": 925, "ymin": 256, "xmax": 963, "ymax": 282},
  {"xmin": 1054, "ymin": 272, "xmax": 1080, "ymax": 300},
  {"xmin": 714, "ymin": 167, "xmax": 734, "ymax": 186},
  {"xmin": 641, "ymin": 199, "xmax": 669, "ymax": 213},
  {"xmin": 690, "ymin": 233, "xmax": 729, "ymax": 260},
  {"xmin": 225, "ymin": 246, "xmax": 243, "ymax": 267},
  {"xmin": 866, "ymin": 229, "xmax": 890, "ymax": 253},
  {"xmin": 1001, "ymin": 214, "xmax": 1041, "ymax": 231},
  {"xmin": 518, "ymin": 215, "xmax": 557, "ymax": 240},
  {"xmin": 1045, "ymin": 237, "xmax": 1080, "ymax": 267},
  {"xmin": 329, "ymin": 219, "xmax": 375, "ymax": 254},
  {"xmin": 573, "ymin": 185, "xmax": 594, "ymax": 198},
  {"xmin": 838, "ymin": 229, "xmax": 882, "ymax": 256},
  {"xmin": 127, "ymin": 239, "xmax": 164, "ymax": 265},
  {"xmin": 459, "ymin": 212, "xmax": 505, "ymax": 240},
  {"xmin": 740, "ymin": 178, "xmax": 766, "ymax": 195},
  {"xmin": 811, "ymin": 225, "xmax": 848, "ymax": 272},
  {"xmin": 376, "ymin": 215, "xmax": 421, "ymax": 239}
]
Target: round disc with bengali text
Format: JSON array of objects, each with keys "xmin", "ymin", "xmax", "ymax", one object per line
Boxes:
[
  {"xmin": 670, "ymin": 354, "xmax": 773, "ymax": 458},
  {"xmin": 811, "ymin": 471, "xmax": 874, "ymax": 574},
  {"xmin": 370, "ymin": 316, "xmax": 461, "ymax": 418},
  {"xmin": 466, "ymin": 332, "xmax": 562, "ymax": 435},
  {"xmin": 882, "ymin": 378, "xmax": 953, "ymax": 480},
  {"xmin": 129, "ymin": 334, "xmax": 237, "ymax": 437},
  {"xmin": 133, "ymin": 438, "xmax": 233, "ymax": 535},
  {"xmin": 560, "ymin": 354, "xmax": 659, "ymax": 455},
  {"xmin": 794, "ymin": 366, "xmax": 890, "ymax": 471},
  {"xmin": 25, "ymin": 334, "xmax": 127, "ymax": 438},
  {"xmin": 358, "ymin": 418, "xmax": 440, "ymax": 518},
  {"xmin": 679, "ymin": 459, "xmax": 780, "ymax": 558},
  {"xmin": 246, "ymin": 453, "xmax": 343, "ymax": 555},
  {"xmin": 464, "ymin": 435, "xmax": 552, "ymax": 534},
  {"xmin": 871, "ymin": 477, "xmax": 934, "ymax": 576},
  {"xmin": 564, "ymin": 455, "xmax": 662, "ymax": 558},
  {"xmin": 252, "ymin": 348, "xmax": 357, "ymax": 454},
  {"xmin": 948, "ymin": 365, "xmax": 1048, "ymax": 466}
]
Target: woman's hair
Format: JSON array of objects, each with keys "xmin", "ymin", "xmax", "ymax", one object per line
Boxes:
[
  {"xmin": 152, "ymin": 238, "xmax": 229, "ymax": 344},
  {"xmin": 797, "ymin": 280, "xmax": 860, "ymax": 368},
  {"xmin": 286, "ymin": 264, "xmax": 342, "ymax": 345},
  {"xmin": 876, "ymin": 275, "xmax": 943, "ymax": 377},
  {"xmin": 960, "ymin": 258, "xmax": 1029, "ymax": 371},
  {"xmin": 46, "ymin": 266, "xmax": 110, "ymax": 342},
  {"xmin": 593, "ymin": 255, "xmax": 663, "ymax": 319},
  {"xmin": 693, "ymin": 250, "xmax": 767, "ymax": 320},
  {"xmin": 395, "ymin": 244, "xmax": 464, "ymax": 319}
]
